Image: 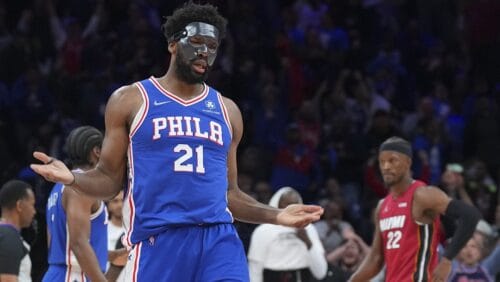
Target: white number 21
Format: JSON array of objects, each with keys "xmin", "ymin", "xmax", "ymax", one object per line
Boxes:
[{"xmin": 173, "ymin": 144, "xmax": 205, "ymax": 173}]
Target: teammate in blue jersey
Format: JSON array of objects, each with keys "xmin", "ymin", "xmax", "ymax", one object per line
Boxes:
[
  {"xmin": 31, "ymin": 3, "xmax": 324, "ymax": 281},
  {"xmin": 44, "ymin": 126, "xmax": 124, "ymax": 282}
]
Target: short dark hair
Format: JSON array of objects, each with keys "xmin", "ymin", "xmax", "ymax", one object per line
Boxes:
[
  {"xmin": 162, "ymin": 1, "xmax": 227, "ymax": 42},
  {"xmin": 64, "ymin": 126, "xmax": 103, "ymax": 167},
  {"xmin": 0, "ymin": 180, "xmax": 32, "ymax": 210}
]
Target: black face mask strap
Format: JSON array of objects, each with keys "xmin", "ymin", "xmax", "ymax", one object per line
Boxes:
[
  {"xmin": 168, "ymin": 29, "xmax": 187, "ymax": 43},
  {"xmin": 379, "ymin": 142, "xmax": 412, "ymax": 158}
]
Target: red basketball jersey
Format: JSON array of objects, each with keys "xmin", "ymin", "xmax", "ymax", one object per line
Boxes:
[{"xmin": 378, "ymin": 180, "xmax": 441, "ymax": 282}]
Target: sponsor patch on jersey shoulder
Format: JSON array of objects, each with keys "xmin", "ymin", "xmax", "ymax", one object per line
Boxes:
[{"xmin": 203, "ymin": 100, "xmax": 221, "ymax": 114}]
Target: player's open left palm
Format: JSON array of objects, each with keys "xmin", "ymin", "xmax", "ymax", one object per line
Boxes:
[
  {"xmin": 31, "ymin": 152, "xmax": 74, "ymax": 185},
  {"xmin": 277, "ymin": 204, "xmax": 324, "ymax": 228}
]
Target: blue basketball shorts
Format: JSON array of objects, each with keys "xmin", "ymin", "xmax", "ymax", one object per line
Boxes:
[
  {"xmin": 42, "ymin": 264, "xmax": 89, "ymax": 282},
  {"xmin": 122, "ymin": 223, "xmax": 249, "ymax": 282}
]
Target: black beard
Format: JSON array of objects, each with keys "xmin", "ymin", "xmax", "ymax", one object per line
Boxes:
[
  {"xmin": 174, "ymin": 52, "xmax": 208, "ymax": 84},
  {"xmin": 384, "ymin": 173, "xmax": 405, "ymax": 188}
]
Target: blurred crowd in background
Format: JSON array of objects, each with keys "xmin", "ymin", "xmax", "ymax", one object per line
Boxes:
[{"xmin": 0, "ymin": 0, "xmax": 499, "ymax": 281}]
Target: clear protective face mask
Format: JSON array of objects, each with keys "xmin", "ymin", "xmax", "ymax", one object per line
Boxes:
[{"xmin": 174, "ymin": 22, "xmax": 220, "ymax": 66}]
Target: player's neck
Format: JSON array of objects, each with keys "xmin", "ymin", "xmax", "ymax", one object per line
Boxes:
[
  {"xmin": 0, "ymin": 212, "xmax": 21, "ymax": 230},
  {"xmin": 390, "ymin": 177, "xmax": 413, "ymax": 197},
  {"xmin": 160, "ymin": 72, "xmax": 204, "ymax": 100}
]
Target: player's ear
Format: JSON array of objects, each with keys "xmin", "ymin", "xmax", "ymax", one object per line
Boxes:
[
  {"xmin": 92, "ymin": 146, "xmax": 101, "ymax": 157},
  {"xmin": 16, "ymin": 199, "xmax": 23, "ymax": 213},
  {"xmin": 91, "ymin": 146, "xmax": 101, "ymax": 164},
  {"xmin": 168, "ymin": 41, "xmax": 176, "ymax": 54}
]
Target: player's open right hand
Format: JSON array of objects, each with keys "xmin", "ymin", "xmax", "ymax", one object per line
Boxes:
[{"xmin": 31, "ymin": 151, "xmax": 74, "ymax": 185}]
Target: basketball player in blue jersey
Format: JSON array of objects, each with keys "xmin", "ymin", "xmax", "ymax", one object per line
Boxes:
[
  {"xmin": 31, "ymin": 3, "xmax": 324, "ymax": 281},
  {"xmin": 44, "ymin": 126, "xmax": 125, "ymax": 282}
]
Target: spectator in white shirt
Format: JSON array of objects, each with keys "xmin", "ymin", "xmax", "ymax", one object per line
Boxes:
[{"xmin": 248, "ymin": 187, "xmax": 327, "ymax": 282}]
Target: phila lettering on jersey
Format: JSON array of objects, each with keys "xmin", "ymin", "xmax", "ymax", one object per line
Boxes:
[
  {"xmin": 123, "ymin": 77, "xmax": 233, "ymax": 246},
  {"xmin": 378, "ymin": 180, "xmax": 442, "ymax": 282}
]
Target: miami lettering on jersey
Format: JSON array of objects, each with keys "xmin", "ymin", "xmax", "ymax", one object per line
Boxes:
[
  {"xmin": 152, "ymin": 116, "xmax": 224, "ymax": 145},
  {"xmin": 379, "ymin": 215, "xmax": 406, "ymax": 232}
]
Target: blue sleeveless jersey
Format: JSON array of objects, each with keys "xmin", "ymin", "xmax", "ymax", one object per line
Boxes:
[
  {"xmin": 46, "ymin": 182, "xmax": 108, "ymax": 272},
  {"xmin": 123, "ymin": 77, "xmax": 233, "ymax": 245}
]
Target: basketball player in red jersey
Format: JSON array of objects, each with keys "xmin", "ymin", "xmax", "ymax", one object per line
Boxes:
[{"xmin": 350, "ymin": 137, "xmax": 481, "ymax": 282}]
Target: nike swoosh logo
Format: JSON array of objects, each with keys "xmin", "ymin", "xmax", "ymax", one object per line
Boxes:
[{"xmin": 154, "ymin": 100, "xmax": 172, "ymax": 106}]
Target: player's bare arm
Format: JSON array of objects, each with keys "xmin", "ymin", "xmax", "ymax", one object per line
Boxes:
[
  {"xmin": 107, "ymin": 248, "xmax": 128, "ymax": 267},
  {"xmin": 223, "ymin": 97, "xmax": 323, "ymax": 228},
  {"xmin": 31, "ymin": 85, "xmax": 142, "ymax": 199},
  {"xmin": 106, "ymin": 248, "xmax": 127, "ymax": 281},
  {"xmin": 64, "ymin": 187, "xmax": 106, "ymax": 282},
  {"xmin": 105, "ymin": 264, "xmax": 124, "ymax": 282},
  {"xmin": 349, "ymin": 202, "xmax": 384, "ymax": 282},
  {"xmin": 413, "ymin": 186, "xmax": 481, "ymax": 281},
  {"xmin": 46, "ymin": 228, "xmax": 51, "ymax": 249},
  {"xmin": 412, "ymin": 186, "xmax": 451, "ymax": 223},
  {"xmin": 224, "ymin": 96, "xmax": 281, "ymax": 224}
]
